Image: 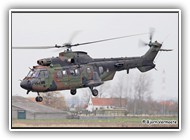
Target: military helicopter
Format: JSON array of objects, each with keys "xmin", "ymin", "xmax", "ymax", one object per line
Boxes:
[{"xmin": 13, "ymin": 29, "xmax": 172, "ymax": 102}]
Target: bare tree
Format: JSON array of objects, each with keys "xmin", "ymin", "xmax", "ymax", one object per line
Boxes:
[
  {"xmin": 80, "ymin": 89, "xmax": 91, "ymax": 105},
  {"xmin": 96, "ymin": 81, "xmax": 111, "ymax": 98},
  {"xmin": 133, "ymin": 73, "xmax": 153, "ymax": 114},
  {"xmin": 41, "ymin": 91, "xmax": 67, "ymax": 110},
  {"xmin": 108, "ymin": 72, "xmax": 134, "ymax": 107}
]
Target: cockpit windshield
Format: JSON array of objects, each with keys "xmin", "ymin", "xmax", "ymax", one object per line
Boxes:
[
  {"xmin": 27, "ymin": 70, "xmax": 34, "ymax": 77},
  {"xmin": 33, "ymin": 70, "xmax": 40, "ymax": 78},
  {"xmin": 26, "ymin": 69, "xmax": 49, "ymax": 78},
  {"xmin": 26, "ymin": 70, "xmax": 40, "ymax": 78}
]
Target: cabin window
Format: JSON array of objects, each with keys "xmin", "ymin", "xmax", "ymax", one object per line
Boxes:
[
  {"xmin": 57, "ymin": 71, "xmax": 62, "ymax": 78},
  {"xmin": 99, "ymin": 66, "xmax": 104, "ymax": 74},
  {"xmin": 39, "ymin": 71, "xmax": 45, "ymax": 78},
  {"xmin": 75, "ymin": 69, "xmax": 80, "ymax": 76},
  {"xmin": 69, "ymin": 69, "xmax": 80, "ymax": 76},
  {"xmin": 87, "ymin": 67, "xmax": 91, "ymax": 74},
  {"xmin": 62, "ymin": 70, "xmax": 67, "ymax": 76},
  {"xmin": 70, "ymin": 69, "xmax": 75, "ymax": 75}
]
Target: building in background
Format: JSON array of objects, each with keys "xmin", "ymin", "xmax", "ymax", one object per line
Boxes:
[
  {"xmin": 87, "ymin": 97, "xmax": 127, "ymax": 112},
  {"xmin": 12, "ymin": 96, "xmax": 72, "ymax": 120}
]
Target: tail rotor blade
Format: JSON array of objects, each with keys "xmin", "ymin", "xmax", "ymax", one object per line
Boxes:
[
  {"xmin": 139, "ymin": 28, "xmax": 155, "ymax": 48},
  {"xmin": 149, "ymin": 28, "xmax": 155, "ymax": 42},
  {"xmin": 138, "ymin": 39, "xmax": 149, "ymax": 47}
]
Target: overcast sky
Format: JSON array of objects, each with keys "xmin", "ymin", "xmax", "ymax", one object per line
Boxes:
[{"xmin": 11, "ymin": 10, "xmax": 179, "ymax": 101}]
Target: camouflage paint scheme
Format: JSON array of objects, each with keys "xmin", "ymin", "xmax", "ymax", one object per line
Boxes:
[{"xmin": 20, "ymin": 41, "xmax": 162, "ymax": 97}]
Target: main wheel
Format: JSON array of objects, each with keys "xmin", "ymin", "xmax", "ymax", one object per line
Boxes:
[
  {"xmin": 92, "ymin": 89, "xmax": 98, "ymax": 96},
  {"xmin": 70, "ymin": 89, "xmax": 77, "ymax": 95},
  {"xmin": 35, "ymin": 96, "xmax": 43, "ymax": 102},
  {"xmin": 39, "ymin": 96, "xmax": 43, "ymax": 102}
]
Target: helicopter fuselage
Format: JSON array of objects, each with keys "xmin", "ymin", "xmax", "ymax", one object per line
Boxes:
[
  {"xmin": 20, "ymin": 52, "xmax": 155, "ymax": 92},
  {"xmin": 20, "ymin": 40, "xmax": 164, "ymax": 102}
]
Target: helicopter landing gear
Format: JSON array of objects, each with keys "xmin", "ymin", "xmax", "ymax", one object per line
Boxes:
[
  {"xmin": 70, "ymin": 89, "xmax": 77, "ymax": 95},
  {"xmin": 35, "ymin": 92, "xmax": 43, "ymax": 102},
  {"xmin": 35, "ymin": 96, "xmax": 43, "ymax": 102},
  {"xmin": 92, "ymin": 89, "xmax": 98, "ymax": 96},
  {"xmin": 26, "ymin": 90, "xmax": 30, "ymax": 94},
  {"xmin": 90, "ymin": 87, "xmax": 99, "ymax": 96}
]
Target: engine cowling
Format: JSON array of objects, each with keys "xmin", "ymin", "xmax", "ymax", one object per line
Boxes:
[{"xmin": 37, "ymin": 58, "xmax": 52, "ymax": 66}]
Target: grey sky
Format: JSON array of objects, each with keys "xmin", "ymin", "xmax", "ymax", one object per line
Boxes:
[{"xmin": 11, "ymin": 10, "xmax": 179, "ymax": 100}]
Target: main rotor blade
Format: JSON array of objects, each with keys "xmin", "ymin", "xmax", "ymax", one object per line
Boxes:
[
  {"xmin": 68, "ymin": 30, "xmax": 81, "ymax": 44},
  {"xmin": 12, "ymin": 46, "xmax": 55, "ymax": 49},
  {"xmin": 71, "ymin": 33, "xmax": 148, "ymax": 47},
  {"xmin": 159, "ymin": 49, "xmax": 173, "ymax": 51},
  {"xmin": 13, "ymin": 32, "xmax": 147, "ymax": 49}
]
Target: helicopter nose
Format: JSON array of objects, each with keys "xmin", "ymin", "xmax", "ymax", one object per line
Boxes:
[{"xmin": 20, "ymin": 80, "xmax": 32, "ymax": 90}]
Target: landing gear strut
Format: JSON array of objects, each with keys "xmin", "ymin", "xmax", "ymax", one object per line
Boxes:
[
  {"xmin": 90, "ymin": 87, "xmax": 99, "ymax": 96},
  {"xmin": 35, "ymin": 92, "xmax": 43, "ymax": 102}
]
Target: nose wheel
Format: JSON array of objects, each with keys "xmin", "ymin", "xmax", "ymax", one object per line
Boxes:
[
  {"xmin": 70, "ymin": 89, "xmax": 77, "ymax": 95},
  {"xmin": 35, "ymin": 92, "xmax": 43, "ymax": 102}
]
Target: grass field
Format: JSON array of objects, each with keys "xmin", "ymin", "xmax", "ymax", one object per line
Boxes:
[{"xmin": 12, "ymin": 116, "xmax": 178, "ymax": 128}]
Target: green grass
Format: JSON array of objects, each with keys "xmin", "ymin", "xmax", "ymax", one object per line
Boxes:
[
  {"xmin": 13, "ymin": 116, "xmax": 178, "ymax": 123},
  {"xmin": 12, "ymin": 116, "xmax": 178, "ymax": 128}
]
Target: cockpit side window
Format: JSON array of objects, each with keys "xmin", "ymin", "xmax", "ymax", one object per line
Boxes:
[
  {"xmin": 44, "ymin": 71, "xmax": 49, "ymax": 78},
  {"xmin": 39, "ymin": 70, "xmax": 49, "ymax": 78}
]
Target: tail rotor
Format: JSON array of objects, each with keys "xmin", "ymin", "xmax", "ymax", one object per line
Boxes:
[{"xmin": 139, "ymin": 28, "xmax": 155, "ymax": 48}]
